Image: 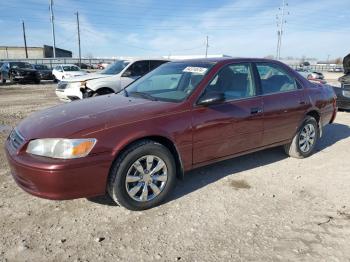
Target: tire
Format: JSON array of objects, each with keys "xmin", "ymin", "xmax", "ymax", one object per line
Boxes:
[
  {"xmin": 92, "ymin": 88, "xmax": 114, "ymax": 97},
  {"xmin": 0, "ymin": 74, "xmax": 5, "ymax": 84},
  {"xmin": 53, "ymin": 76, "xmax": 58, "ymax": 83},
  {"xmin": 34, "ymin": 79, "xmax": 41, "ymax": 84},
  {"xmin": 9, "ymin": 75, "xmax": 15, "ymax": 83},
  {"xmin": 107, "ymin": 140, "xmax": 176, "ymax": 211},
  {"xmin": 284, "ymin": 116, "xmax": 319, "ymax": 159}
]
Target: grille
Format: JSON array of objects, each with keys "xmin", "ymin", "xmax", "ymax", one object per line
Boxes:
[
  {"xmin": 9, "ymin": 129, "xmax": 25, "ymax": 150},
  {"xmin": 57, "ymin": 82, "xmax": 68, "ymax": 90}
]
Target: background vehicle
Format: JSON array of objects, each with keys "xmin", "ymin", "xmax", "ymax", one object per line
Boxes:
[
  {"xmin": 97, "ymin": 62, "xmax": 111, "ymax": 69},
  {"xmin": 335, "ymin": 53, "xmax": 350, "ymax": 110},
  {"xmin": 32, "ymin": 64, "xmax": 54, "ymax": 80},
  {"xmin": 52, "ymin": 64, "xmax": 87, "ymax": 82},
  {"xmin": 0, "ymin": 61, "xmax": 40, "ymax": 84},
  {"xmin": 55, "ymin": 58, "xmax": 168, "ymax": 102},
  {"xmin": 74, "ymin": 63, "xmax": 94, "ymax": 69},
  {"xmin": 6, "ymin": 58, "xmax": 337, "ymax": 210},
  {"xmin": 295, "ymin": 68, "xmax": 324, "ymax": 80}
]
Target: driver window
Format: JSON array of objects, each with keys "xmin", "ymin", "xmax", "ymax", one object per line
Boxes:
[
  {"xmin": 127, "ymin": 61, "xmax": 150, "ymax": 77},
  {"xmin": 205, "ymin": 63, "xmax": 256, "ymax": 100}
]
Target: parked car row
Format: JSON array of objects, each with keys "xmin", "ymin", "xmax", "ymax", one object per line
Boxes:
[
  {"xmin": 0, "ymin": 61, "xmax": 57, "ymax": 84},
  {"xmin": 5, "ymin": 57, "xmax": 338, "ymax": 210}
]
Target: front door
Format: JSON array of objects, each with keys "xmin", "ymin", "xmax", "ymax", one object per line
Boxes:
[{"xmin": 192, "ymin": 63, "xmax": 264, "ymax": 164}]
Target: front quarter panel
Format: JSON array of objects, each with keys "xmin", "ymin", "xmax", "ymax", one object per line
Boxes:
[
  {"xmin": 85, "ymin": 106, "xmax": 194, "ymax": 171},
  {"xmin": 86, "ymin": 76, "xmax": 121, "ymax": 92}
]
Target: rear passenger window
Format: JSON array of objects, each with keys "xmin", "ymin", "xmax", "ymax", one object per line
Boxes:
[
  {"xmin": 205, "ymin": 63, "xmax": 256, "ymax": 100},
  {"xmin": 256, "ymin": 63, "xmax": 297, "ymax": 94}
]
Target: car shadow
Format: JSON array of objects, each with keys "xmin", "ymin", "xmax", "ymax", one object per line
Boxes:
[{"xmin": 88, "ymin": 123, "xmax": 350, "ymax": 207}]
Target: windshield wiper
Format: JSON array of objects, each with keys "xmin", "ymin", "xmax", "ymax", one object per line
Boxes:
[{"xmin": 129, "ymin": 91, "xmax": 158, "ymax": 101}]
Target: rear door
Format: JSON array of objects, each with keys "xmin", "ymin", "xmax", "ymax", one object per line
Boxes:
[
  {"xmin": 255, "ymin": 62, "xmax": 307, "ymax": 145},
  {"xmin": 192, "ymin": 62, "xmax": 264, "ymax": 164}
]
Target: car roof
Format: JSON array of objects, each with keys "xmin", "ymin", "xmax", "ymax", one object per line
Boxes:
[
  {"xmin": 172, "ymin": 57, "xmax": 279, "ymax": 64},
  {"xmin": 118, "ymin": 58, "xmax": 169, "ymax": 63},
  {"xmin": 56, "ymin": 64, "xmax": 80, "ymax": 67}
]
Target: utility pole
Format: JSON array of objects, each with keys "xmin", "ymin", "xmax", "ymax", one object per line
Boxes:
[
  {"xmin": 22, "ymin": 20, "xmax": 28, "ymax": 58},
  {"xmin": 276, "ymin": 0, "xmax": 289, "ymax": 60},
  {"xmin": 205, "ymin": 35, "xmax": 209, "ymax": 58},
  {"xmin": 76, "ymin": 12, "xmax": 81, "ymax": 66},
  {"xmin": 49, "ymin": 0, "xmax": 56, "ymax": 58}
]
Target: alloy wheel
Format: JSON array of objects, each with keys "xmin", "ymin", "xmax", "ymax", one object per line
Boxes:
[
  {"xmin": 299, "ymin": 123, "xmax": 316, "ymax": 153},
  {"xmin": 125, "ymin": 155, "xmax": 168, "ymax": 202}
]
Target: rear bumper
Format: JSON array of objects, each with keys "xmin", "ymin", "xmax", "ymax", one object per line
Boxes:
[{"xmin": 5, "ymin": 139, "xmax": 113, "ymax": 200}]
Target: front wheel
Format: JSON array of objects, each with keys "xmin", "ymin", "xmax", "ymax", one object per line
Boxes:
[
  {"xmin": 284, "ymin": 116, "xmax": 319, "ymax": 158},
  {"xmin": 107, "ymin": 140, "xmax": 176, "ymax": 210}
]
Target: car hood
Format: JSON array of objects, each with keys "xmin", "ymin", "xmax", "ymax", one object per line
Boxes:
[
  {"xmin": 64, "ymin": 73, "xmax": 111, "ymax": 82},
  {"xmin": 16, "ymin": 94, "xmax": 180, "ymax": 140}
]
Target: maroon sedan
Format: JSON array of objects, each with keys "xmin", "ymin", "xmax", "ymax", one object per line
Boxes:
[{"xmin": 5, "ymin": 58, "xmax": 337, "ymax": 210}]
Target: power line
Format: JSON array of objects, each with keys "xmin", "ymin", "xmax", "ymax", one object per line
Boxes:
[
  {"xmin": 205, "ymin": 36, "xmax": 209, "ymax": 58},
  {"xmin": 276, "ymin": 0, "xmax": 289, "ymax": 59},
  {"xmin": 49, "ymin": 0, "xmax": 56, "ymax": 58},
  {"xmin": 22, "ymin": 20, "xmax": 28, "ymax": 58},
  {"xmin": 76, "ymin": 12, "xmax": 81, "ymax": 65}
]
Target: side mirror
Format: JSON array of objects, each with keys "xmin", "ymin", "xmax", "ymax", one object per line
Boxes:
[
  {"xmin": 122, "ymin": 70, "xmax": 132, "ymax": 77},
  {"xmin": 197, "ymin": 92, "xmax": 225, "ymax": 106}
]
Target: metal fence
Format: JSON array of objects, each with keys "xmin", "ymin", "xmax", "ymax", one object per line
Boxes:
[{"xmin": 0, "ymin": 57, "xmax": 344, "ymax": 72}]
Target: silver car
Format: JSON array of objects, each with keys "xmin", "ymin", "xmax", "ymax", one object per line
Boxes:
[{"xmin": 55, "ymin": 59, "xmax": 168, "ymax": 102}]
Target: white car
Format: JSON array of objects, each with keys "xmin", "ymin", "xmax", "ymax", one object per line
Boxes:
[
  {"xmin": 52, "ymin": 64, "xmax": 87, "ymax": 81},
  {"xmin": 55, "ymin": 59, "xmax": 168, "ymax": 102}
]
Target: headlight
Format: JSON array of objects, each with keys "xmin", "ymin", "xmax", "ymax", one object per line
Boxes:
[
  {"xmin": 26, "ymin": 138, "xmax": 97, "ymax": 159},
  {"xmin": 80, "ymin": 81, "xmax": 87, "ymax": 88}
]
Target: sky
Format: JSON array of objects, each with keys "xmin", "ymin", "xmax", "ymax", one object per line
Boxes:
[{"xmin": 0, "ymin": 0, "xmax": 349, "ymax": 60}]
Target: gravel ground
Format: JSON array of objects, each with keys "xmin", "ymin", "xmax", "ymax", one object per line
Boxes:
[{"xmin": 0, "ymin": 81, "xmax": 350, "ymax": 262}]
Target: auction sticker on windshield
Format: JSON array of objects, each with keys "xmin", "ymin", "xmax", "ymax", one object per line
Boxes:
[{"xmin": 183, "ymin": 67, "xmax": 208, "ymax": 74}]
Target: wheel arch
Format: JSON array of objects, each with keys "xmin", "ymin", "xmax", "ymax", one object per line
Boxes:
[
  {"xmin": 111, "ymin": 135, "xmax": 185, "ymax": 180},
  {"xmin": 95, "ymin": 87, "xmax": 115, "ymax": 94}
]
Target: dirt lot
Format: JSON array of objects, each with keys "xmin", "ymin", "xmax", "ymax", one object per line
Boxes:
[{"xmin": 0, "ymin": 81, "xmax": 350, "ymax": 262}]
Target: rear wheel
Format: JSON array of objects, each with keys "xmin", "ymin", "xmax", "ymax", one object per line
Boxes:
[
  {"xmin": 284, "ymin": 116, "xmax": 319, "ymax": 158},
  {"xmin": 107, "ymin": 140, "xmax": 176, "ymax": 210}
]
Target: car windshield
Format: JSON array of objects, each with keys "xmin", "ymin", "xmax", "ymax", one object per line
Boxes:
[
  {"xmin": 11, "ymin": 62, "xmax": 32, "ymax": 69},
  {"xmin": 63, "ymin": 66, "xmax": 80, "ymax": 71},
  {"xmin": 34, "ymin": 64, "xmax": 49, "ymax": 70},
  {"xmin": 125, "ymin": 61, "xmax": 215, "ymax": 102},
  {"xmin": 100, "ymin": 60, "xmax": 129, "ymax": 75}
]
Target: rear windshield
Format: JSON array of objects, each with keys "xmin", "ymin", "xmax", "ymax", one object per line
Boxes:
[
  {"xmin": 63, "ymin": 66, "xmax": 80, "ymax": 71},
  {"xmin": 10, "ymin": 62, "xmax": 32, "ymax": 69},
  {"xmin": 125, "ymin": 62, "xmax": 215, "ymax": 102},
  {"xmin": 34, "ymin": 64, "xmax": 49, "ymax": 70}
]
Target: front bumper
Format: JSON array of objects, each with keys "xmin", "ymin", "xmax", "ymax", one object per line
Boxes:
[{"xmin": 5, "ymin": 138, "xmax": 113, "ymax": 200}]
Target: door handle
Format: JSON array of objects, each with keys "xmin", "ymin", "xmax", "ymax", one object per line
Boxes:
[
  {"xmin": 251, "ymin": 107, "xmax": 263, "ymax": 115},
  {"xmin": 299, "ymin": 101, "xmax": 306, "ymax": 105}
]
